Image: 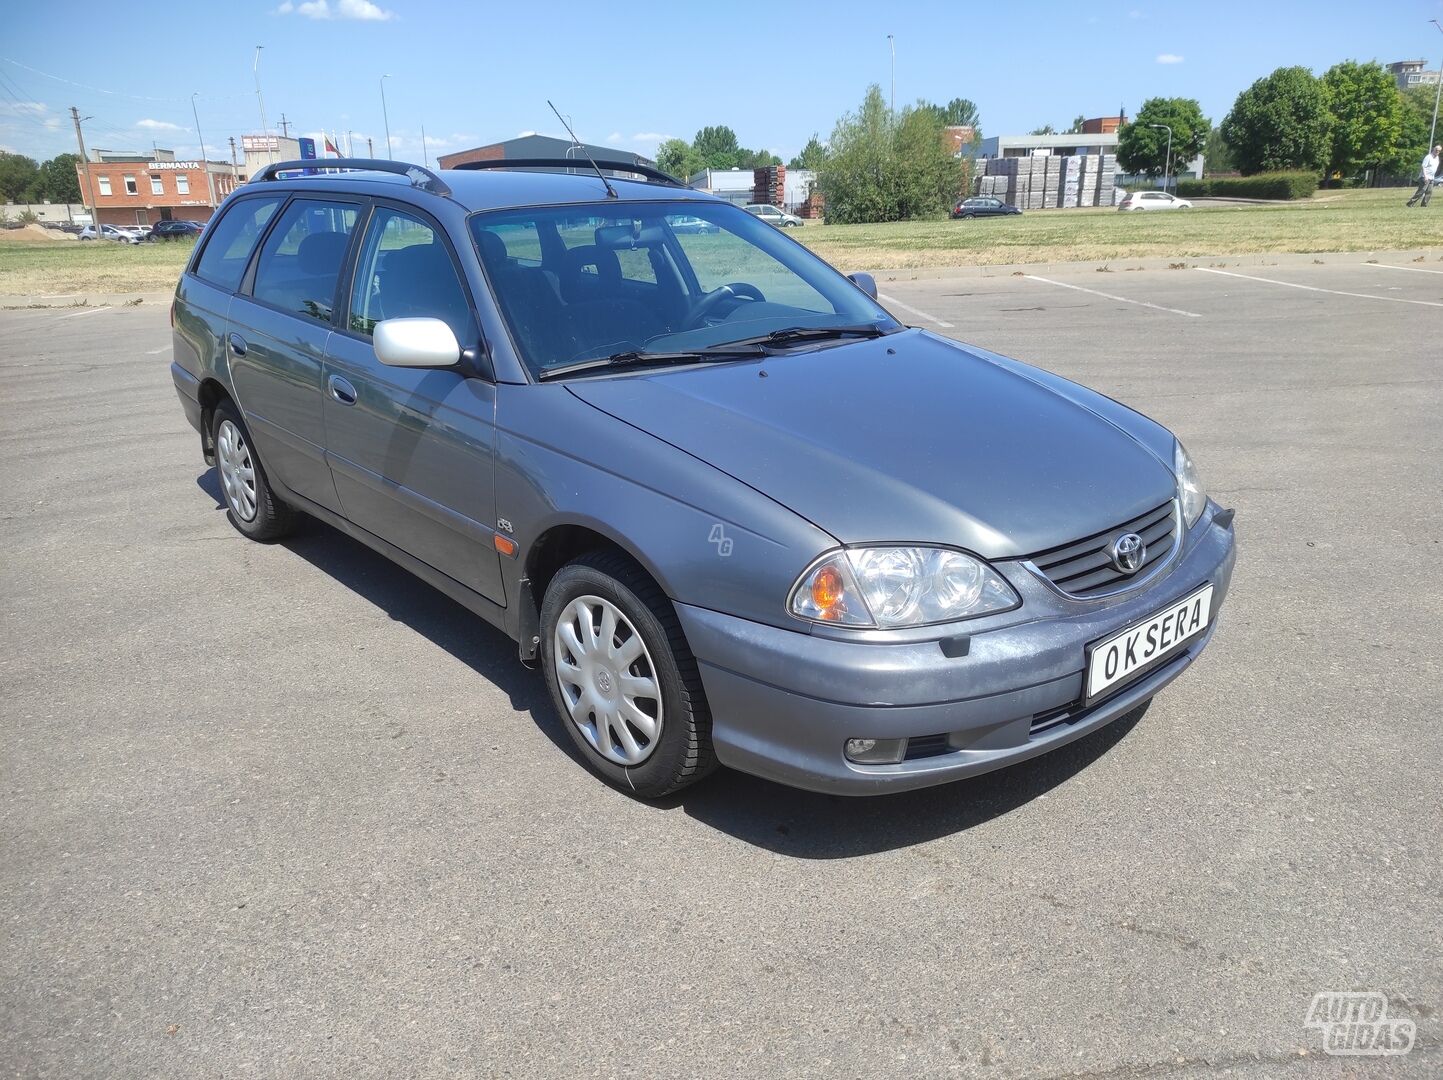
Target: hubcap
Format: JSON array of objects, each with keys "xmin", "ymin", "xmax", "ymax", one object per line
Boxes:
[
  {"xmin": 215, "ymin": 419, "xmax": 258, "ymax": 522},
  {"xmin": 552, "ymin": 595, "xmax": 663, "ymax": 766}
]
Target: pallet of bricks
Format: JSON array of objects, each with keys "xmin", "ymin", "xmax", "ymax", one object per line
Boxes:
[
  {"xmin": 751, "ymin": 165, "xmax": 785, "ymax": 206},
  {"xmin": 1097, "ymin": 154, "xmax": 1117, "ymax": 207},
  {"xmin": 1059, "ymin": 155, "xmax": 1082, "ymax": 208},
  {"xmin": 983, "ymin": 159, "xmax": 1028, "ymax": 208},
  {"xmin": 1026, "ymin": 156, "xmax": 1046, "ymax": 209},
  {"xmin": 1078, "ymin": 155, "xmax": 1095, "ymax": 207}
]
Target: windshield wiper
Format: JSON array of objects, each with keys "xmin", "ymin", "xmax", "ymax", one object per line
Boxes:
[
  {"xmin": 720, "ymin": 323, "xmax": 893, "ymax": 349},
  {"xmin": 537, "ymin": 344, "xmax": 766, "ymax": 381}
]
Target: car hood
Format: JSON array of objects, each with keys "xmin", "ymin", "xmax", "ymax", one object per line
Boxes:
[{"xmin": 565, "ymin": 330, "xmax": 1177, "ymax": 558}]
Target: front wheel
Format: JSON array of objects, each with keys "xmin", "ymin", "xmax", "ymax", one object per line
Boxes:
[{"xmin": 541, "ymin": 551, "xmax": 717, "ymax": 798}]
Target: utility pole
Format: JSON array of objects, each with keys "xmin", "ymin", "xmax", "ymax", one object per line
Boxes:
[
  {"xmin": 1149, "ymin": 123, "xmax": 1173, "ymax": 193},
  {"xmin": 229, "ymin": 136, "xmax": 238, "ymax": 184},
  {"xmin": 421, "ymin": 124, "xmax": 429, "ymax": 167},
  {"xmin": 379, "ymin": 74, "xmax": 393, "ymax": 158},
  {"xmin": 69, "ymin": 106, "xmax": 97, "ymax": 229},
  {"xmin": 278, "ymin": 113, "xmax": 290, "ymax": 137},
  {"xmin": 191, "ymin": 92, "xmax": 215, "ymax": 208},
  {"xmin": 887, "ymin": 34, "xmax": 895, "ymax": 113},
  {"xmin": 253, "ymin": 46, "xmax": 270, "ymax": 150},
  {"xmin": 347, "ymin": 130, "xmax": 355, "ymax": 156}
]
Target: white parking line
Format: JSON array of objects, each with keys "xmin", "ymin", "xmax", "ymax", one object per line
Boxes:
[
  {"xmin": 1360, "ymin": 262, "xmax": 1443, "ymax": 276},
  {"xmin": 1023, "ymin": 275, "xmax": 1203, "ymax": 318},
  {"xmin": 1194, "ymin": 266, "xmax": 1443, "ymax": 308},
  {"xmin": 878, "ymin": 292, "xmax": 954, "ymax": 328},
  {"xmin": 53, "ymin": 306, "xmax": 112, "ymax": 320},
  {"xmin": 145, "ymin": 346, "xmax": 170, "ymax": 355}
]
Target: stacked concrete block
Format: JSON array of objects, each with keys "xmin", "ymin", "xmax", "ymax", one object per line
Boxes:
[
  {"xmin": 1077, "ymin": 156, "xmax": 1096, "ymax": 207},
  {"xmin": 1097, "ymin": 153, "xmax": 1117, "ymax": 208},
  {"xmin": 1059, "ymin": 155, "xmax": 1082, "ymax": 209}
]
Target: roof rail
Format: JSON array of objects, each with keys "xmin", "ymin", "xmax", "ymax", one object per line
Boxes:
[
  {"xmin": 449, "ymin": 157, "xmax": 685, "ymax": 188},
  {"xmin": 249, "ymin": 157, "xmax": 452, "ymax": 197}
]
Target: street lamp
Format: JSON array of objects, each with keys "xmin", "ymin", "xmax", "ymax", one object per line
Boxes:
[
  {"xmin": 191, "ymin": 92, "xmax": 215, "ymax": 206},
  {"xmin": 1149, "ymin": 123, "xmax": 1173, "ymax": 193},
  {"xmin": 1429, "ymin": 20, "xmax": 1443, "ymax": 149},
  {"xmin": 379, "ymin": 75, "xmax": 393, "ymax": 159},
  {"xmin": 253, "ymin": 46, "xmax": 269, "ymax": 145}
]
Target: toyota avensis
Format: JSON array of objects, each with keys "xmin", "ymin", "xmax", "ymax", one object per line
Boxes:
[{"xmin": 169, "ymin": 157, "xmax": 1236, "ymax": 798}]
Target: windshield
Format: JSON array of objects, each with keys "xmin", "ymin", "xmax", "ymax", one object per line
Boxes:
[{"xmin": 469, "ymin": 200, "xmax": 898, "ymax": 379}]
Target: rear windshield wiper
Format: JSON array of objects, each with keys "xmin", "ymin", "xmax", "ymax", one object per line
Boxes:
[
  {"xmin": 537, "ymin": 344, "xmax": 766, "ymax": 381},
  {"xmin": 720, "ymin": 323, "xmax": 894, "ymax": 348}
]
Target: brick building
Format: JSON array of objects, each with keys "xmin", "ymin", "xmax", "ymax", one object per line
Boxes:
[
  {"xmin": 75, "ymin": 149, "xmax": 242, "ymax": 228},
  {"xmin": 438, "ymin": 134, "xmax": 652, "ymax": 170}
]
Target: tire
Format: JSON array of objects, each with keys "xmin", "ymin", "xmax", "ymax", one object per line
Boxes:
[
  {"xmin": 541, "ymin": 550, "xmax": 717, "ymax": 798},
  {"xmin": 210, "ymin": 398, "xmax": 297, "ymax": 541}
]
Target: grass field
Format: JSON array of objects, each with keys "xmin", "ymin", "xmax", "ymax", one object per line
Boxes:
[
  {"xmin": 792, "ymin": 188, "xmax": 1443, "ymax": 269},
  {"xmin": 2, "ymin": 188, "xmax": 1442, "ymax": 297}
]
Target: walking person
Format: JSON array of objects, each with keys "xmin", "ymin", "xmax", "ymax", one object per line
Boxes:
[{"xmin": 1406, "ymin": 144, "xmax": 1440, "ymax": 207}]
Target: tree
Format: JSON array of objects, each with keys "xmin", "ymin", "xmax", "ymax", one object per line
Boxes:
[
  {"xmin": 1321, "ymin": 60, "xmax": 1405, "ymax": 179},
  {"xmin": 937, "ymin": 97, "xmax": 981, "ymax": 129},
  {"xmin": 1029, "ymin": 124, "xmax": 1058, "ymax": 136},
  {"xmin": 1220, "ymin": 66, "xmax": 1332, "ymax": 175},
  {"xmin": 735, "ymin": 148, "xmax": 782, "ymax": 169},
  {"xmin": 39, "ymin": 153, "xmax": 82, "ymax": 203},
  {"xmin": 816, "ymin": 86, "xmax": 963, "ymax": 224},
  {"xmin": 1117, "ymin": 97, "xmax": 1209, "ymax": 180},
  {"xmin": 1070, "ymin": 115, "xmax": 1087, "ymax": 133},
  {"xmin": 788, "ymin": 135, "xmax": 827, "ymax": 171},
  {"xmin": 1389, "ymin": 83, "xmax": 1439, "ymax": 176},
  {"xmin": 693, "ymin": 125, "xmax": 742, "ymax": 168},
  {"xmin": 0, "ymin": 152, "xmax": 41, "ymax": 202},
  {"xmin": 1203, "ymin": 127, "xmax": 1234, "ymax": 174},
  {"xmin": 656, "ymin": 138, "xmax": 701, "ymax": 180}
]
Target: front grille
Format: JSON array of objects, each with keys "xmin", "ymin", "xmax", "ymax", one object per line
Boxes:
[{"xmin": 1028, "ymin": 500, "xmax": 1176, "ymax": 598}]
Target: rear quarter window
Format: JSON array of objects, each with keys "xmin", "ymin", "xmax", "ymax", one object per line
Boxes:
[{"xmin": 193, "ymin": 196, "xmax": 283, "ymax": 291}]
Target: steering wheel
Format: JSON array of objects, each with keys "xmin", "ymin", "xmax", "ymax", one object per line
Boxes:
[{"xmin": 682, "ymin": 282, "xmax": 765, "ymax": 329}]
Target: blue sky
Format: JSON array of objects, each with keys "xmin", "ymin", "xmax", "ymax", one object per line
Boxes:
[{"xmin": 3, "ymin": 0, "xmax": 1442, "ymax": 166}]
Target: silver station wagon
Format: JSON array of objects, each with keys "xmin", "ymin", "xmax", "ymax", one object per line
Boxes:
[{"xmin": 169, "ymin": 156, "xmax": 1236, "ymax": 798}]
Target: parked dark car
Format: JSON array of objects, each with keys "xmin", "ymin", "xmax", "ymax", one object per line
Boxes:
[
  {"xmin": 151, "ymin": 219, "xmax": 206, "ymax": 240},
  {"xmin": 951, "ymin": 197, "xmax": 1022, "ymax": 219},
  {"xmin": 169, "ymin": 157, "xmax": 1235, "ymax": 798}
]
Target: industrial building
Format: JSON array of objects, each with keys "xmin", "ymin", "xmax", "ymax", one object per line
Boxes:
[
  {"xmin": 74, "ymin": 148, "xmax": 242, "ymax": 228},
  {"xmin": 438, "ymin": 135, "xmax": 652, "ymax": 170},
  {"xmin": 1387, "ymin": 60, "xmax": 1440, "ymax": 90}
]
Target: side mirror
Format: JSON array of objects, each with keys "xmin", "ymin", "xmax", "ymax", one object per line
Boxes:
[
  {"xmin": 848, "ymin": 272, "xmax": 878, "ymax": 299},
  {"xmin": 374, "ymin": 317, "xmax": 461, "ymax": 368}
]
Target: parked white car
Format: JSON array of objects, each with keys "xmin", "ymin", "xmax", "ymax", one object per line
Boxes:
[
  {"xmin": 744, "ymin": 203, "xmax": 804, "ymax": 227},
  {"xmin": 78, "ymin": 224, "xmax": 143, "ymax": 244},
  {"xmin": 1118, "ymin": 191, "xmax": 1192, "ymax": 212}
]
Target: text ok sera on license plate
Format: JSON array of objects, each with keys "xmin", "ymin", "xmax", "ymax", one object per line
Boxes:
[{"xmin": 1086, "ymin": 584, "xmax": 1213, "ymax": 702}]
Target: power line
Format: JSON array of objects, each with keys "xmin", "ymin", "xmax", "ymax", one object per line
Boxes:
[{"xmin": 1, "ymin": 55, "xmax": 251, "ymax": 104}]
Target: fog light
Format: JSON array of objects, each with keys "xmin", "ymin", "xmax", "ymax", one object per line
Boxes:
[{"xmin": 844, "ymin": 737, "xmax": 906, "ymax": 765}]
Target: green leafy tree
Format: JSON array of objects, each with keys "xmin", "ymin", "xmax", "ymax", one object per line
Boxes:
[
  {"xmin": 1029, "ymin": 124, "xmax": 1058, "ymax": 136},
  {"xmin": 0, "ymin": 152, "xmax": 41, "ymax": 202},
  {"xmin": 938, "ymin": 97, "xmax": 981, "ymax": 128},
  {"xmin": 1203, "ymin": 127, "xmax": 1234, "ymax": 174},
  {"xmin": 693, "ymin": 125, "xmax": 742, "ymax": 168},
  {"xmin": 735, "ymin": 148, "xmax": 782, "ymax": 169},
  {"xmin": 1220, "ymin": 66, "xmax": 1331, "ymax": 175},
  {"xmin": 1117, "ymin": 97, "xmax": 1209, "ymax": 179},
  {"xmin": 788, "ymin": 135, "xmax": 827, "ymax": 171},
  {"xmin": 817, "ymin": 86, "xmax": 963, "ymax": 224},
  {"xmin": 1070, "ymin": 115, "xmax": 1087, "ymax": 133},
  {"xmin": 1321, "ymin": 60, "xmax": 1405, "ymax": 179},
  {"xmin": 656, "ymin": 138, "xmax": 701, "ymax": 180},
  {"xmin": 39, "ymin": 153, "xmax": 82, "ymax": 203},
  {"xmin": 1388, "ymin": 83, "xmax": 1439, "ymax": 175}
]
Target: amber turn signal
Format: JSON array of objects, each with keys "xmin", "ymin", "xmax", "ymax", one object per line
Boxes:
[{"xmin": 494, "ymin": 534, "xmax": 517, "ymax": 557}]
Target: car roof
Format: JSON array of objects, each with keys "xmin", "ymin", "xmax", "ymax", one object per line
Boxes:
[{"xmin": 250, "ymin": 166, "xmax": 719, "ymax": 214}]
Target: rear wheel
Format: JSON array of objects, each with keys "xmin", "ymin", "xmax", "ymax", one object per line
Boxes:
[
  {"xmin": 210, "ymin": 399, "xmax": 297, "ymax": 541},
  {"xmin": 541, "ymin": 550, "xmax": 717, "ymax": 798}
]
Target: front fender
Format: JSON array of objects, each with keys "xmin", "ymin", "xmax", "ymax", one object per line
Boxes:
[{"xmin": 494, "ymin": 383, "xmax": 836, "ymax": 631}]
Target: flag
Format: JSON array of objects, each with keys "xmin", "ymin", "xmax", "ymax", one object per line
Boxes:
[{"xmin": 324, "ymin": 136, "xmax": 340, "ymax": 157}]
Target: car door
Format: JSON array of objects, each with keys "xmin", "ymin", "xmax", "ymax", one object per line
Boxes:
[
  {"xmin": 322, "ymin": 202, "xmax": 504, "ymax": 605},
  {"xmin": 227, "ymin": 195, "xmax": 362, "ymax": 514}
]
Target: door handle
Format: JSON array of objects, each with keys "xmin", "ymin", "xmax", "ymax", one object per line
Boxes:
[
  {"xmin": 327, "ymin": 374, "xmax": 357, "ymax": 406},
  {"xmin": 228, "ymin": 333, "xmax": 247, "ymax": 357}
]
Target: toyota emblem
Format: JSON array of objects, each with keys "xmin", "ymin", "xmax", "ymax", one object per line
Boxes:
[{"xmin": 1111, "ymin": 533, "xmax": 1145, "ymax": 574}]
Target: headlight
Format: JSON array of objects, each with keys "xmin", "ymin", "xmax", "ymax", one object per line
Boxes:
[
  {"xmin": 789, "ymin": 547, "xmax": 1018, "ymax": 628},
  {"xmin": 1174, "ymin": 440, "xmax": 1207, "ymax": 528}
]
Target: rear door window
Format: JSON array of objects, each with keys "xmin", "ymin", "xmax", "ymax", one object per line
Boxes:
[
  {"xmin": 250, "ymin": 199, "xmax": 360, "ymax": 323},
  {"xmin": 193, "ymin": 195, "xmax": 282, "ymax": 291}
]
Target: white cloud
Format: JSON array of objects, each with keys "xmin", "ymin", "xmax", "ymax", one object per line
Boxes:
[
  {"xmin": 277, "ymin": 0, "xmax": 395, "ymax": 19},
  {"xmin": 1155, "ymin": 53, "xmax": 1184, "ymax": 64},
  {"xmin": 136, "ymin": 118, "xmax": 184, "ymax": 131}
]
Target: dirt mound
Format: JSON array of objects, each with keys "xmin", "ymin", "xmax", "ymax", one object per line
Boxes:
[{"xmin": 0, "ymin": 223, "xmax": 77, "ymax": 244}]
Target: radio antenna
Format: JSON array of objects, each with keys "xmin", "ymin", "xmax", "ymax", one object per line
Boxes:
[{"xmin": 547, "ymin": 100, "xmax": 618, "ymax": 199}]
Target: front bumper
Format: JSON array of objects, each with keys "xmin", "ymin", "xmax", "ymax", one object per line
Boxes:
[{"xmin": 677, "ymin": 505, "xmax": 1236, "ymax": 795}]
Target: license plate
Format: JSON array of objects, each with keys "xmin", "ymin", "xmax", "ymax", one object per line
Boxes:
[{"xmin": 1086, "ymin": 584, "xmax": 1213, "ymax": 703}]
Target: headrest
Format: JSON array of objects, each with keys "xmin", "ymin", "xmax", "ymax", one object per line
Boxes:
[
  {"xmin": 298, "ymin": 231, "xmax": 350, "ymax": 275},
  {"xmin": 475, "ymin": 229, "xmax": 508, "ymax": 266},
  {"xmin": 560, "ymin": 244, "xmax": 621, "ymax": 302}
]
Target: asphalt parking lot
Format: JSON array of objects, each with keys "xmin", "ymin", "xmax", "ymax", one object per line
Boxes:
[{"xmin": 2, "ymin": 258, "xmax": 1440, "ymax": 1078}]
